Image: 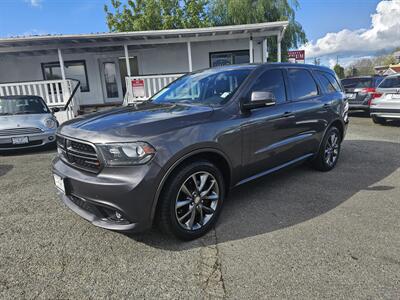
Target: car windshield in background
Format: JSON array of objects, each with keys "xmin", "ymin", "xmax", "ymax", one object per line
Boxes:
[
  {"xmin": 341, "ymin": 77, "xmax": 372, "ymax": 89},
  {"xmin": 151, "ymin": 68, "xmax": 253, "ymax": 106},
  {"xmin": 0, "ymin": 97, "xmax": 49, "ymax": 115},
  {"xmin": 378, "ymin": 76, "xmax": 400, "ymax": 88}
]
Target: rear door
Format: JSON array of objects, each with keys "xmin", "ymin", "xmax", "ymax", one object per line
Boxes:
[{"xmin": 283, "ymin": 68, "xmax": 330, "ymax": 159}]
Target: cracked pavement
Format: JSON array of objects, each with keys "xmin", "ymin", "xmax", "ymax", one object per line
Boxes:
[{"xmin": 1, "ymin": 114, "xmax": 400, "ymax": 299}]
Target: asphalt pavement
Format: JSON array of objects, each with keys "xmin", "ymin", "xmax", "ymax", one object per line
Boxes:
[{"xmin": 0, "ymin": 113, "xmax": 399, "ymax": 299}]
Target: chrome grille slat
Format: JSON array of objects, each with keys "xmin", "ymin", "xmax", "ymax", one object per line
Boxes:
[
  {"xmin": 0, "ymin": 127, "xmax": 43, "ymax": 136},
  {"xmin": 56, "ymin": 135, "xmax": 101, "ymax": 173}
]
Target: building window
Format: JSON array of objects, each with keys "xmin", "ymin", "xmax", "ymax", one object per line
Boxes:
[
  {"xmin": 209, "ymin": 50, "xmax": 249, "ymax": 67},
  {"xmin": 42, "ymin": 60, "xmax": 90, "ymax": 92}
]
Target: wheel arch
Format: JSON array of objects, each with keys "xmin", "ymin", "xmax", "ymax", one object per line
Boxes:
[{"xmin": 150, "ymin": 148, "xmax": 233, "ymax": 222}]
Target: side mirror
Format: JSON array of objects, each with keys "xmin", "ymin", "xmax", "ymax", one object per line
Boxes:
[
  {"xmin": 242, "ymin": 91, "xmax": 276, "ymax": 110},
  {"xmin": 51, "ymin": 107, "xmax": 60, "ymax": 113}
]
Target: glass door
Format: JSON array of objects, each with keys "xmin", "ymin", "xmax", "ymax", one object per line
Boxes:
[{"xmin": 99, "ymin": 58, "xmax": 123, "ymax": 102}]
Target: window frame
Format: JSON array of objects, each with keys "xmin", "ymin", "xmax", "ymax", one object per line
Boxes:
[
  {"xmin": 209, "ymin": 50, "xmax": 250, "ymax": 68},
  {"xmin": 286, "ymin": 68, "xmax": 320, "ymax": 102},
  {"xmin": 41, "ymin": 60, "xmax": 90, "ymax": 92}
]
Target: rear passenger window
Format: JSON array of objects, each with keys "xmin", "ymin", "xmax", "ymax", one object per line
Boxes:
[
  {"xmin": 288, "ymin": 68, "xmax": 318, "ymax": 100},
  {"xmin": 315, "ymin": 71, "xmax": 336, "ymax": 93},
  {"xmin": 250, "ymin": 69, "xmax": 287, "ymax": 103}
]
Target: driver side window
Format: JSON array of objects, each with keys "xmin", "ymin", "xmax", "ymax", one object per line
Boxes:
[{"xmin": 249, "ymin": 69, "xmax": 287, "ymax": 104}]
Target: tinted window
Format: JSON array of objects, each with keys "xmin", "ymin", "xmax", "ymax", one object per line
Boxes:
[
  {"xmin": 288, "ymin": 68, "xmax": 318, "ymax": 100},
  {"xmin": 249, "ymin": 69, "xmax": 287, "ymax": 103},
  {"xmin": 324, "ymin": 73, "xmax": 342, "ymax": 92},
  {"xmin": 378, "ymin": 76, "xmax": 400, "ymax": 88},
  {"xmin": 341, "ymin": 77, "xmax": 372, "ymax": 89},
  {"xmin": 315, "ymin": 71, "xmax": 336, "ymax": 93}
]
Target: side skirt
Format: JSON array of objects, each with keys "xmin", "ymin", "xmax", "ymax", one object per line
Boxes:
[{"xmin": 234, "ymin": 153, "xmax": 314, "ymax": 187}]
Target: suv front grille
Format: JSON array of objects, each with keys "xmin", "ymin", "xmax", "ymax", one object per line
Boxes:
[{"xmin": 57, "ymin": 135, "xmax": 101, "ymax": 173}]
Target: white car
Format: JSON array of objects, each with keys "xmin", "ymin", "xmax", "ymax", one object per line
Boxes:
[
  {"xmin": 370, "ymin": 74, "xmax": 400, "ymax": 125},
  {"xmin": 0, "ymin": 95, "xmax": 58, "ymax": 150}
]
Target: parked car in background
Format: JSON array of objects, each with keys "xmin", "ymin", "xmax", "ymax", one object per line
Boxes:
[
  {"xmin": 52, "ymin": 63, "xmax": 348, "ymax": 240},
  {"xmin": 0, "ymin": 96, "xmax": 58, "ymax": 151},
  {"xmin": 341, "ymin": 76, "xmax": 384, "ymax": 112},
  {"xmin": 370, "ymin": 73, "xmax": 400, "ymax": 125}
]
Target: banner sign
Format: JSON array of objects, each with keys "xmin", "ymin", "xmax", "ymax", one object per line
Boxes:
[
  {"xmin": 288, "ymin": 50, "xmax": 305, "ymax": 63},
  {"xmin": 131, "ymin": 79, "xmax": 145, "ymax": 97}
]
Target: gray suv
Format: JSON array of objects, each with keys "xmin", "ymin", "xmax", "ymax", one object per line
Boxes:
[{"xmin": 52, "ymin": 63, "xmax": 348, "ymax": 240}]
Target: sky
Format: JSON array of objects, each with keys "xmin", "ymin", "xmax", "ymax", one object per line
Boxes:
[{"xmin": 0, "ymin": 0, "xmax": 399, "ymax": 68}]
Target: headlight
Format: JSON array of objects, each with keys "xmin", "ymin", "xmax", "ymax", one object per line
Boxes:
[
  {"xmin": 97, "ymin": 142, "xmax": 156, "ymax": 166},
  {"xmin": 44, "ymin": 118, "xmax": 57, "ymax": 129}
]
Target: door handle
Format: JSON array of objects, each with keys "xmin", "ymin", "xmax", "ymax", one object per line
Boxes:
[{"xmin": 283, "ymin": 111, "xmax": 294, "ymax": 118}]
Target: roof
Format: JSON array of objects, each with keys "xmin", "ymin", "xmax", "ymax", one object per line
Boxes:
[{"xmin": 0, "ymin": 21, "xmax": 288, "ymax": 55}]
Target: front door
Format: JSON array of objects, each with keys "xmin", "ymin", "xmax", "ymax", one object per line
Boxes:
[
  {"xmin": 242, "ymin": 68, "xmax": 296, "ymax": 179},
  {"xmin": 99, "ymin": 58, "xmax": 123, "ymax": 103}
]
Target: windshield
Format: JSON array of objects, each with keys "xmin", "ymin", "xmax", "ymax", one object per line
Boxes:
[
  {"xmin": 379, "ymin": 76, "xmax": 400, "ymax": 89},
  {"xmin": 0, "ymin": 97, "xmax": 50, "ymax": 115},
  {"xmin": 341, "ymin": 77, "xmax": 373, "ymax": 89},
  {"xmin": 151, "ymin": 68, "xmax": 253, "ymax": 106}
]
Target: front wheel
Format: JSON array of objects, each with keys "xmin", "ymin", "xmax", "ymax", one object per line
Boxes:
[
  {"xmin": 157, "ymin": 161, "xmax": 225, "ymax": 240},
  {"xmin": 311, "ymin": 126, "xmax": 341, "ymax": 172}
]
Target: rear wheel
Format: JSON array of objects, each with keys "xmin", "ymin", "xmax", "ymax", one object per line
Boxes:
[
  {"xmin": 311, "ymin": 126, "xmax": 341, "ymax": 172},
  {"xmin": 157, "ymin": 161, "xmax": 225, "ymax": 240},
  {"xmin": 372, "ymin": 115, "xmax": 386, "ymax": 125}
]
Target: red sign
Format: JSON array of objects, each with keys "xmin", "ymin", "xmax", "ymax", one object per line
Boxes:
[
  {"xmin": 131, "ymin": 79, "xmax": 144, "ymax": 88},
  {"xmin": 288, "ymin": 50, "xmax": 305, "ymax": 60}
]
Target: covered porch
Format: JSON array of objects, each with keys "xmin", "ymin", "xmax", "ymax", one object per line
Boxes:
[{"xmin": 0, "ymin": 21, "xmax": 288, "ymax": 121}]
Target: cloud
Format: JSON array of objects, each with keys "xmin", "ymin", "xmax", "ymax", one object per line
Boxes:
[
  {"xmin": 25, "ymin": 0, "xmax": 42, "ymax": 7},
  {"xmin": 302, "ymin": 0, "xmax": 400, "ymax": 59}
]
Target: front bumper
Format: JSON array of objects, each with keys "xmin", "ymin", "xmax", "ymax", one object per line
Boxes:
[
  {"xmin": 0, "ymin": 130, "xmax": 56, "ymax": 150},
  {"xmin": 52, "ymin": 156, "xmax": 163, "ymax": 232}
]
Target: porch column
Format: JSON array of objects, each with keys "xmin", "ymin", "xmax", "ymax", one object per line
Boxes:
[
  {"xmin": 57, "ymin": 48, "xmax": 66, "ymax": 80},
  {"xmin": 187, "ymin": 41, "xmax": 193, "ymax": 72},
  {"xmin": 262, "ymin": 38, "xmax": 268, "ymax": 63},
  {"xmin": 249, "ymin": 36, "xmax": 254, "ymax": 63},
  {"xmin": 277, "ymin": 33, "xmax": 282, "ymax": 62},
  {"xmin": 124, "ymin": 44, "xmax": 131, "ymax": 77}
]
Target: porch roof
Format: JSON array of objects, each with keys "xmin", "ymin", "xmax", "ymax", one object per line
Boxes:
[{"xmin": 0, "ymin": 21, "xmax": 288, "ymax": 55}]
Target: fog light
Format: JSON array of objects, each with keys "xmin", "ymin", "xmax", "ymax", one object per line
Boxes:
[{"xmin": 48, "ymin": 136, "xmax": 54, "ymax": 141}]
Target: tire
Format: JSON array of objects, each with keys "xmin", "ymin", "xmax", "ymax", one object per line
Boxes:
[
  {"xmin": 157, "ymin": 160, "xmax": 225, "ymax": 240},
  {"xmin": 311, "ymin": 126, "xmax": 341, "ymax": 172},
  {"xmin": 372, "ymin": 115, "xmax": 386, "ymax": 125}
]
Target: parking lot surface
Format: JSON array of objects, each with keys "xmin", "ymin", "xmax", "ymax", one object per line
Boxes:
[{"xmin": 1, "ymin": 114, "xmax": 399, "ymax": 299}]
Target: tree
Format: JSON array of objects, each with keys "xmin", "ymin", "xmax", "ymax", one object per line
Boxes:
[
  {"xmin": 209, "ymin": 0, "xmax": 307, "ymax": 62},
  {"xmin": 104, "ymin": 0, "xmax": 210, "ymax": 31},
  {"xmin": 333, "ymin": 64, "xmax": 345, "ymax": 79},
  {"xmin": 104, "ymin": 0, "xmax": 307, "ymax": 62}
]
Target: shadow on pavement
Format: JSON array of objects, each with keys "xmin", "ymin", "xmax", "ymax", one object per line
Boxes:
[
  {"xmin": 0, "ymin": 164, "xmax": 13, "ymax": 177},
  {"xmin": 131, "ymin": 140, "xmax": 400, "ymax": 250}
]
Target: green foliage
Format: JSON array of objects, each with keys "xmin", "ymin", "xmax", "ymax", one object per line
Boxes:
[
  {"xmin": 104, "ymin": 0, "xmax": 210, "ymax": 31},
  {"xmin": 209, "ymin": 0, "xmax": 307, "ymax": 61},
  {"xmin": 344, "ymin": 52, "xmax": 399, "ymax": 77},
  {"xmin": 334, "ymin": 64, "xmax": 345, "ymax": 79},
  {"xmin": 104, "ymin": 0, "xmax": 307, "ymax": 61}
]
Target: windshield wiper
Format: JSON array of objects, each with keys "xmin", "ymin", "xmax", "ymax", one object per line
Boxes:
[{"xmin": 13, "ymin": 111, "xmax": 40, "ymax": 115}]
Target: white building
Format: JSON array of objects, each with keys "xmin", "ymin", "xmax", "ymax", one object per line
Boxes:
[{"xmin": 0, "ymin": 21, "xmax": 287, "ymax": 120}]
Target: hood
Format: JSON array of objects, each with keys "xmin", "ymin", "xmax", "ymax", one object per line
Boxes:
[
  {"xmin": 59, "ymin": 102, "xmax": 214, "ymax": 142},
  {"xmin": 0, "ymin": 113, "xmax": 53, "ymax": 130}
]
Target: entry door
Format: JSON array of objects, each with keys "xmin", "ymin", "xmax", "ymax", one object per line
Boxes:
[{"xmin": 99, "ymin": 58, "xmax": 123, "ymax": 102}]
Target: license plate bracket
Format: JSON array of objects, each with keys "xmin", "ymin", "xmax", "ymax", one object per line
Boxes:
[{"xmin": 12, "ymin": 136, "xmax": 29, "ymax": 144}]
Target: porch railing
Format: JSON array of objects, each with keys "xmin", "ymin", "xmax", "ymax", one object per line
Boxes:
[
  {"xmin": 124, "ymin": 73, "xmax": 184, "ymax": 104},
  {"xmin": 0, "ymin": 79, "xmax": 81, "ymax": 123}
]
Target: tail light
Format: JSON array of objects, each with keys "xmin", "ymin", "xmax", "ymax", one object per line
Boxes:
[{"xmin": 362, "ymin": 88, "xmax": 382, "ymax": 105}]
